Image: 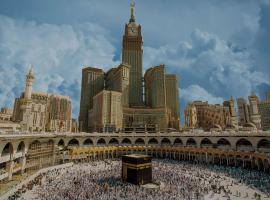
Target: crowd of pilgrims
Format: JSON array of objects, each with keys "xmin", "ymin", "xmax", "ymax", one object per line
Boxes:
[{"xmin": 8, "ymin": 159, "xmax": 270, "ymax": 200}]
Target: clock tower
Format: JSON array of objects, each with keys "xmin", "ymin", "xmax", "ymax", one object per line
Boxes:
[{"xmin": 122, "ymin": 1, "xmax": 144, "ymax": 107}]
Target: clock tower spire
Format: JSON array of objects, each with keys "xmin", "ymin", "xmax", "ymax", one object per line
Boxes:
[
  {"xmin": 122, "ymin": 1, "xmax": 144, "ymax": 107},
  {"xmin": 130, "ymin": 0, "xmax": 136, "ymax": 23}
]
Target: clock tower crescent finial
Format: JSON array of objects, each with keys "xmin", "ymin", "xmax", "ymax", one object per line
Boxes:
[{"xmin": 130, "ymin": 0, "xmax": 135, "ymax": 23}]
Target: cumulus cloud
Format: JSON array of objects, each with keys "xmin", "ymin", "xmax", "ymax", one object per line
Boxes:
[
  {"xmin": 181, "ymin": 85, "xmax": 223, "ymax": 105},
  {"xmin": 0, "ymin": 0, "xmax": 270, "ymax": 125},
  {"xmin": 144, "ymin": 28, "xmax": 270, "ymax": 124},
  {"xmin": 0, "ymin": 15, "xmax": 118, "ymax": 117},
  {"xmin": 144, "ymin": 29, "xmax": 270, "ymax": 100}
]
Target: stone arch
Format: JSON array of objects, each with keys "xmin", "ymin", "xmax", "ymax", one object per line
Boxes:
[
  {"xmin": 17, "ymin": 141, "xmax": 25, "ymax": 153},
  {"xmin": 108, "ymin": 138, "xmax": 119, "ymax": 145},
  {"xmin": 174, "ymin": 138, "xmax": 183, "ymax": 146},
  {"xmin": 236, "ymin": 138, "xmax": 253, "ymax": 151},
  {"xmin": 97, "ymin": 138, "xmax": 106, "ymax": 146},
  {"xmin": 135, "ymin": 138, "xmax": 145, "ymax": 145},
  {"xmin": 122, "ymin": 138, "xmax": 132, "ymax": 145},
  {"xmin": 161, "ymin": 138, "xmax": 171, "ymax": 145},
  {"xmin": 217, "ymin": 138, "xmax": 231, "ymax": 146},
  {"xmin": 57, "ymin": 139, "xmax": 65, "ymax": 150},
  {"xmin": 1, "ymin": 142, "xmax": 13, "ymax": 157},
  {"xmin": 83, "ymin": 138, "xmax": 93, "ymax": 146},
  {"xmin": 148, "ymin": 138, "xmax": 158, "ymax": 145},
  {"xmin": 48, "ymin": 139, "xmax": 54, "ymax": 145},
  {"xmin": 257, "ymin": 139, "xmax": 270, "ymax": 149},
  {"xmin": 186, "ymin": 138, "xmax": 197, "ymax": 147},
  {"xmin": 68, "ymin": 138, "xmax": 79, "ymax": 147},
  {"xmin": 58, "ymin": 139, "xmax": 65, "ymax": 147},
  {"xmin": 200, "ymin": 138, "xmax": 212, "ymax": 148}
]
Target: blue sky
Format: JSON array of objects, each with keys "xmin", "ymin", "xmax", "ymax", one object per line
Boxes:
[{"xmin": 0, "ymin": 0, "xmax": 270, "ymax": 124}]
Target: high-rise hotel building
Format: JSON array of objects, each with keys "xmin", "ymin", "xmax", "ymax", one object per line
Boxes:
[{"xmin": 79, "ymin": 2, "xmax": 180, "ymax": 133}]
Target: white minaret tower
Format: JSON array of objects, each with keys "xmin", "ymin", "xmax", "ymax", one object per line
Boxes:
[{"xmin": 24, "ymin": 66, "xmax": 34, "ymax": 100}]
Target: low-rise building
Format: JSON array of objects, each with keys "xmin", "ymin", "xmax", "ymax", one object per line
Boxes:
[
  {"xmin": 0, "ymin": 120, "xmax": 20, "ymax": 133},
  {"xmin": 0, "ymin": 108, "xmax": 13, "ymax": 121},
  {"xmin": 184, "ymin": 99, "xmax": 237, "ymax": 131},
  {"xmin": 237, "ymin": 93, "xmax": 262, "ymax": 130},
  {"xmin": 12, "ymin": 68, "xmax": 72, "ymax": 133}
]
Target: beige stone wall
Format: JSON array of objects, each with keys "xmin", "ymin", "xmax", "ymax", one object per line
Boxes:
[
  {"xmin": 185, "ymin": 104, "xmax": 197, "ymax": 128},
  {"xmin": 123, "ymin": 107, "xmax": 168, "ymax": 132},
  {"xmin": 90, "ymin": 90, "xmax": 122, "ymax": 132},
  {"xmin": 16, "ymin": 94, "xmax": 48, "ymax": 132}
]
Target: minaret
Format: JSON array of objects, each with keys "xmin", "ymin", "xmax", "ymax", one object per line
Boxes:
[
  {"xmin": 122, "ymin": 1, "xmax": 144, "ymax": 107},
  {"xmin": 24, "ymin": 66, "xmax": 34, "ymax": 100}
]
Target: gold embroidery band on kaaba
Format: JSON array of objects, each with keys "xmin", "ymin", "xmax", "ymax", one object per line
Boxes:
[{"xmin": 122, "ymin": 162, "xmax": 152, "ymax": 169}]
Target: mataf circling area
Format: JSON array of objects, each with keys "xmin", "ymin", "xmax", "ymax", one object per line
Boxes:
[{"xmin": 11, "ymin": 159, "xmax": 270, "ymax": 200}]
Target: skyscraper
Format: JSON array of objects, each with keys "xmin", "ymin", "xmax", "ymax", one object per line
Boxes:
[
  {"xmin": 79, "ymin": 67, "xmax": 104, "ymax": 132},
  {"xmin": 79, "ymin": 2, "xmax": 180, "ymax": 132},
  {"xmin": 122, "ymin": 2, "xmax": 143, "ymax": 107}
]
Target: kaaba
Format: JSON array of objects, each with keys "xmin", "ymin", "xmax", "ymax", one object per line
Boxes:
[{"xmin": 122, "ymin": 154, "xmax": 152, "ymax": 185}]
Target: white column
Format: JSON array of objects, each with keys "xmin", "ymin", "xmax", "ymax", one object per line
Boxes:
[
  {"xmin": 8, "ymin": 160, "xmax": 14, "ymax": 181},
  {"xmin": 21, "ymin": 156, "xmax": 26, "ymax": 174}
]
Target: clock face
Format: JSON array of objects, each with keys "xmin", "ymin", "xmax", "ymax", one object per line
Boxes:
[{"xmin": 129, "ymin": 27, "xmax": 137, "ymax": 36}]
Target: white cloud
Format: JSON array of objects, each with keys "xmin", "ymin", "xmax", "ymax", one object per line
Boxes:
[
  {"xmin": 0, "ymin": 15, "xmax": 118, "ymax": 117},
  {"xmin": 181, "ymin": 85, "xmax": 224, "ymax": 105},
  {"xmin": 144, "ymin": 29, "xmax": 270, "ymax": 100}
]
